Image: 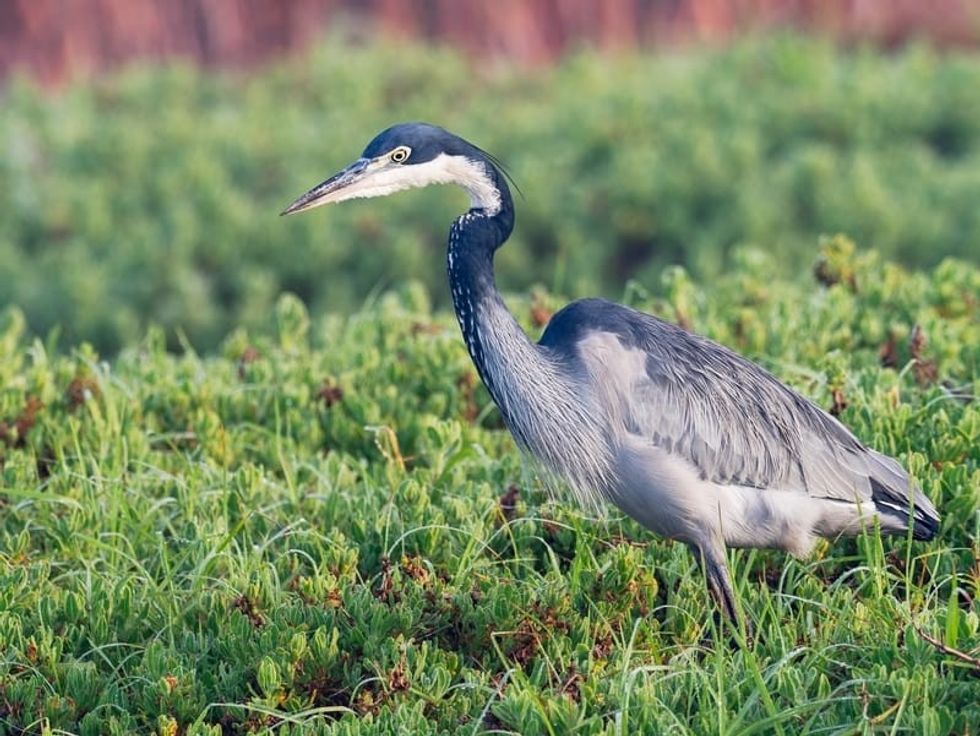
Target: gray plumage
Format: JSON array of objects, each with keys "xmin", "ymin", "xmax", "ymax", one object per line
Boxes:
[
  {"xmin": 283, "ymin": 122, "xmax": 940, "ymax": 625},
  {"xmin": 541, "ymin": 298, "xmax": 937, "ymax": 536}
]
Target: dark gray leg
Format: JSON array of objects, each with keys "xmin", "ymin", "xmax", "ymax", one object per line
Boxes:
[{"xmin": 690, "ymin": 541, "xmax": 739, "ymax": 624}]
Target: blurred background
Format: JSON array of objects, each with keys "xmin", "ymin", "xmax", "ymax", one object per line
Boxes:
[{"xmin": 2, "ymin": 0, "xmax": 979, "ymax": 352}]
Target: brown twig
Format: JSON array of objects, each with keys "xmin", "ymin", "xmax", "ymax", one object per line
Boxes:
[{"xmin": 913, "ymin": 625, "xmax": 980, "ymax": 673}]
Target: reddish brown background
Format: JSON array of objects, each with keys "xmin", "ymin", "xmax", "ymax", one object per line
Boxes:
[{"xmin": 3, "ymin": 0, "xmax": 980, "ymax": 85}]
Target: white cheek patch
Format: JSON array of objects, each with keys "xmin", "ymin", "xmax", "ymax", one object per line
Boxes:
[
  {"xmin": 332, "ymin": 154, "xmax": 502, "ymax": 214},
  {"xmin": 423, "ymin": 153, "xmax": 502, "ymax": 213}
]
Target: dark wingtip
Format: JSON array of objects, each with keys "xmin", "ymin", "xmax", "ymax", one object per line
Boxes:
[
  {"xmin": 869, "ymin": 476, "xmax": 940, "ymax": 541},
  {"xmin": 911, "ymin": 515, "xmax": 940, "ymax": 541}
]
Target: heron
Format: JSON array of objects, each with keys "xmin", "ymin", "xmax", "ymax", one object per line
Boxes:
[{"xmin": 281, "ymin": 122, "xmax": 940, "ymax": 623}]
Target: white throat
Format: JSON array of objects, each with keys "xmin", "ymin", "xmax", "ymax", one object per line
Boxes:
[
  {"xmin": 334, "ymin": 153, "xmax": 502, "ymax": 214},
  {"xmin": 423, "ymin": 153, "xmax": 502, "ymax": 214}
]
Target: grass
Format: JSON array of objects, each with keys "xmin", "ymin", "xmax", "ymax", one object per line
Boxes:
[
  {"xmin": 4, "ymin": 35, "xmax": 980, "ymax": 352},
  {"xmin": 0, "ymin": 238, "xmax": 977, "ymax": 734}
]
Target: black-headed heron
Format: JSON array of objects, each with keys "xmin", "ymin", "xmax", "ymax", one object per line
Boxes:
[{"xmin": 282, "ymin": 123, "xmax": 939, "ymax": 624}]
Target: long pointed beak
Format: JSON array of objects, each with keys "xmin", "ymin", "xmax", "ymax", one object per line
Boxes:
[{"xmin": 280, "ymin": 158, "xmax": 370, "ymax": 216}]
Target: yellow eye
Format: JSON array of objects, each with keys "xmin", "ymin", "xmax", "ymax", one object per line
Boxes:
[{"xmin": 390, "ymin": 146, "xmax": 410, "ymax": 163}]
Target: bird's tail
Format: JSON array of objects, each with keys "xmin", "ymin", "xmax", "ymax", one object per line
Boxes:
[{"xmin": 868, "ymin": 450, "xmax": 940, "ymax": 541}]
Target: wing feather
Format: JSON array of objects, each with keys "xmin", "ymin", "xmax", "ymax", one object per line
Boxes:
[
  {"xmin": 631, "ymin": 327, "xmax": 875, "ymax": 501},
  {"xmin": 539, "ymin": 299, "xmax": 931, "ymax": 519}
]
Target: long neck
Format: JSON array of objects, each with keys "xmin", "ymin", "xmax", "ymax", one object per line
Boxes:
[
  {"xmin": 445, "ymin": 158, "xmax": 521, "ymax": 401},
  {"xmin": 445, "ymin": 196, "xmax": 613, "ymax": 511},
  {"xmin": 446, "ymin": 204, "xmax": 531, "ymax": 415}
]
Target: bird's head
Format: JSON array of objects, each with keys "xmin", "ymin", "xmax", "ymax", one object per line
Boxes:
[{"xmin": 281, "ymin": 122, "xmax": 510, "ymax": 218}]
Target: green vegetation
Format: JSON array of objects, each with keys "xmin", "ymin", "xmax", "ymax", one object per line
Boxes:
[
  {"xmin": 0, "ymin": 240, "xmax": 977, "ymax": 734},
  {"xmin": 2, "ymin": 36, "xmax": 980, "ymax": 352},
  {"xmin": 1, "ymin": 31, "xmax": 978, "ymax": 735}
]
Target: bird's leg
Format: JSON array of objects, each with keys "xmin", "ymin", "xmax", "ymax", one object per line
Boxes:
[{"xmin": 690, "ymin": 541, "xmax": 749, "ymax": 638}]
